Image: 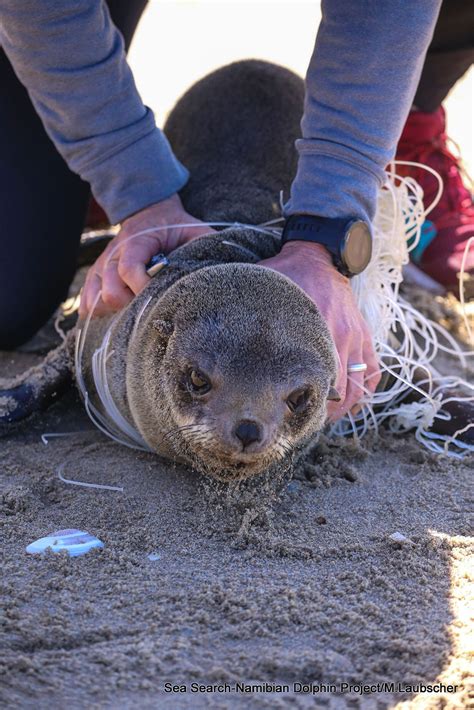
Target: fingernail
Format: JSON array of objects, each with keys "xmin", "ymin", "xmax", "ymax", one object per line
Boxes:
[{"xmin": 327, "ymin": 386, "xmax": 341, "ymax": 402}]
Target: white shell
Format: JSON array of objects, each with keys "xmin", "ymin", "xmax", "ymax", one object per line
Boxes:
[{"xmin": 26, "ymin": 529, "xmax": 104, "ymax": 557}]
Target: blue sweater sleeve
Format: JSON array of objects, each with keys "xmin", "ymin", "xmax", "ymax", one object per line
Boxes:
[
  {"xmin": 0, "ymin": 0, "xmax": 189, "ymax": 224},
  {"xmin": 285, "ymin": 0, "xmax": 442, "ymax": 224}
]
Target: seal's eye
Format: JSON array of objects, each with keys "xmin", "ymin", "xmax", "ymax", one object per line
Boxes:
[
  {"xmin": 286, "ymin": 387, "xmax": 310, "ymax": 413},
  {"xmin": 188, "ymin": 369, "xmax": 211, "ymax": 394}
]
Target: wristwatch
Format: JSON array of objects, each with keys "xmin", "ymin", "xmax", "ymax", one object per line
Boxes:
[{"xmin": 281, "ymin": 214, "xmax": 372, "ymax": 278}]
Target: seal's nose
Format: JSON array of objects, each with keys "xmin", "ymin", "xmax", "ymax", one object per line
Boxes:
[{"xmin": 234, "ymin": 420, "xmax": 262, "ymax": 449}]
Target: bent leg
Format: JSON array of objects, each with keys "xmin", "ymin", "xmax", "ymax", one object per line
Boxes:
[
  {"xmin": 0, "ymin": 0, "xmax": 148, "ymax": 350},
  {"xmin": 0, "ymin": 49, "xmax": 90, "ymax": 350}
]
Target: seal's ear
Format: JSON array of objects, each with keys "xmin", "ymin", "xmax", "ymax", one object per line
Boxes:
[
  {"xmin": 327, "ymin": 386, "xmax": 341, "ymax": 402},
  {"xmin": 152, "ymin": 319, "xmax": 174, "ymax": 339}
]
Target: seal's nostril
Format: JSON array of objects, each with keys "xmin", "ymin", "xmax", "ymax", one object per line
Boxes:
[{"xmin": 234, "ymin": 420, "xmax": 261, "ymax": 448}]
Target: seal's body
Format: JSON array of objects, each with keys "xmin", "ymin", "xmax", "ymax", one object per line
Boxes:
[{"xmin": 78, "ymin": 61, "xmax": 337, "ymax": 481}]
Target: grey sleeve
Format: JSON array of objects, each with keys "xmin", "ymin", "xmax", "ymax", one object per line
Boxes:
[
  {"xmin": 0, "ymin": 0, "xmax": 189, "ymax": 224},
  {"xmin": 285, "ymin": 0, "xmax": 442, "ymax": 224}
]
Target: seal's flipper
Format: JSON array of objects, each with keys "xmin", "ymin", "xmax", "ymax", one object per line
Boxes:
[
  {"xmin": 0, "ymin": 230, "xmax": 105, "ymax": 424},
  {"xmin": 0, "ymin": 332, "xmax": 74, "ymax": 424}
]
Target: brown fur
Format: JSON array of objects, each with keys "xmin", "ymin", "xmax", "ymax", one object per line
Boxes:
[
  {"xmin": 164, "ymin": 59, "xmax": 305, "ymax": 224},
  {"xmin": 77, "ymin": 61, "xmax": 337, "ymax": 481}
]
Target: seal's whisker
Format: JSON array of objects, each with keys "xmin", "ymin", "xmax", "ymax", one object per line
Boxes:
[
  {"xmin": 159, "ymin": 423, "xmax": 202, "ymax": 445},
  {"xmin": 167, "ymin": 427, "xmax": 221, "ymax": 455}
]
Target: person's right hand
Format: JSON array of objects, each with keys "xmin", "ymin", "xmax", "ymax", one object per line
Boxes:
[
  {"xmin": 260, "ymin": 240, "xmax": 381, "ymax": 421},
  {"xmin": 80, "ymin": 193, "xmax": 214, "ymax": 317}
]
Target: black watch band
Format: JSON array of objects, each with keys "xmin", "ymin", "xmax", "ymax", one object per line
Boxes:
[{"xmin": 281, "ymin": 214, "xmax": 372, "ymax": 278}]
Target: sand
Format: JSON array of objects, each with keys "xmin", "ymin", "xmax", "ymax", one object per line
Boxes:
[
  {"xmin": 2, "ymin": 7, "xmax": 473, "ymax": 704},
  {"xmin": 1, "ymin": 303, "xmax": 473, "ymax": 710}
]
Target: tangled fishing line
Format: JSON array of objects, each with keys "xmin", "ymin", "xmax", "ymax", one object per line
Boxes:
[
  {"xmin": 335, "ymin": 161, "xmax": 474, "ymax": 457},
  {"xmin": 75, "ymin": 162, "xmax": 474, "ymax": 460}
]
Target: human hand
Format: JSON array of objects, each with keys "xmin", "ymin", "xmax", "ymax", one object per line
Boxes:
[
  {"xmin": 80, "ymin": 193, "xmax": 214, "ymax": 316},
  {"xmin": 260, "ymin": 240, "xmax": 381, "ymax": 421}
]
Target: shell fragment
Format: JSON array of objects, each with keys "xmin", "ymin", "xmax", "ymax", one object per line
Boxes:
[{"xmin": 26, "ymin": 529, "xmax": 104, "ymax": 557}]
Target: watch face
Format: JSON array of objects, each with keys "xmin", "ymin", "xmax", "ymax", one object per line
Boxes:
[{"xmin": 342, "ymin": 221, "xmax": 372, "ymax": 275}]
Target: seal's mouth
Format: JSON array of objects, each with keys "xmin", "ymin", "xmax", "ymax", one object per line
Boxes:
[
  {"xmin": 166, "ymin": 424, "xmax": 294, "ymax": 482},
  {"xmin": 184, "ymin": 444, "xmax": 286, "ymax": 482}
]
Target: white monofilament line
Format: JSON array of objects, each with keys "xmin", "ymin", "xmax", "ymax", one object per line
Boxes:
[
  {"xmin": 332, "ymin": 161, "xmax": 474, "ymax": 458},
  {"xmin": 75, "ymin": 172, "xmax": 474, "ymax": 459}
]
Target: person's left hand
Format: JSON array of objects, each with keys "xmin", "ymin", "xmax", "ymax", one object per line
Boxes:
[{"xmin": 260, "ymin": 240, "xmax": 381, "ymax": 422}]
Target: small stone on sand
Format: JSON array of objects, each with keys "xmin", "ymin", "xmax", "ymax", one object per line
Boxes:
[{"xmin": 388, "ymin": 531, "xmax": 414, "ymax": 545}]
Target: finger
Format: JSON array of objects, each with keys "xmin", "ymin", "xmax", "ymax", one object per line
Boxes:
[
  {"xmin": 350, "ymin": 368, "xmax": 379, "ymax": 416},
  {"xmin": 80, "ymin": 269, "xmax": 102, "ymax": 317},
  {"xmin": 327, "ymin": 346, "xmax": 348, "ymax": 421},
  {"xmin": 109, "ymin": 232, "xmax": 163, "ymax": 294},
  {"xmin": 342, "ymin": 331, "xmax": 378, "ymax": 414},
  {"xmin": 346, "ymin": 338, "xmax": 381, "ymax": 417},
  {"xmin": 343, "ymin": 370, "xmax": 366, "ymax": 413},
  {"xmin": 328, "ymin": 336, "xmax": 368, "ymax": 421},
  {"xmin": 80, "ymin": 237, "xmax": 131, "ymax": 316},
  {"xmin": 118, "ymin": 244, "xmax": 155, "ymax": 295},
  {"xmin": 101, "ymin": 257, "xmax": 134, "ymax": 311},
  {"xmin": 334, "ymin": 346, "xmax": 347, "ymax": 402},
  {"xmin": 347, "ymin": 337, "xmax": 381, "ymax": 417},
  {"xmin": 159, "ymin": 223, "xmax": 215, "ymax": 254},
  {"xmin": 362, "ymin": 342, "xmax": 381, "ymax": 394},
  {"xmin": 92, "ymin": 292, "xmax": 134, "ymax": 318},
  {"xmin": 80, "ymin": 241, "xmax": 116, "ymax": 313}
]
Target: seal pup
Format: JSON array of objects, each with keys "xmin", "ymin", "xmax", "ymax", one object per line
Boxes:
[
  {"xmin": 2, "ymin": 61, "xmax": 472, "ymax": 451},
  {"xmin": 77, "ymin": 60, "xmax": 339, "ymax": 481}
]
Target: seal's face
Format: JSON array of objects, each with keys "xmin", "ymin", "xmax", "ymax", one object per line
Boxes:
[
  {"xmin": 139, "ymin": 264, "xmax": 338, "ymax": 482},
  {"xmin": 128, "ymin": 264, "xmax": 338, "ymax": 482},
  {"xmin": 164, "ymin": 337, "xmax": 333, "ymax": 481}
]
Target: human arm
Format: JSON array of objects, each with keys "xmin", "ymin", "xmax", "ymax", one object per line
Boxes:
[
  {"xmin": 286, "ymin": 0, "xmax": 442, "ymax": 223},
  {"xmin": 263, "ymin": 0, "xmax": 443, "ymax": 419},
  {"xmin": 1, "ymin": 0, "xmax": 214, "ymax": 313},
  {"xmin": 0, "ymin": 0, "xmax": 188, "ymax": 224}
]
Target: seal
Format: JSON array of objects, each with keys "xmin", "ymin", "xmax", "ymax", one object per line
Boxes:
[
  {"xmin": 77, "ymin": 60, "xmax": 339, "ymax": 481},
  {"xmin": 3, "ymin": 61, "xmax": 471, "ymax": 451}
]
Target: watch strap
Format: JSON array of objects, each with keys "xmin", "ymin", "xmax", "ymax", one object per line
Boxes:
[
  {"xmin": 282, "ymin": 214, "xmax": 352, "ymax": 275},
  {"xmin": 281, "ymin": 214, "xmax": 351, "ymax": 251}
]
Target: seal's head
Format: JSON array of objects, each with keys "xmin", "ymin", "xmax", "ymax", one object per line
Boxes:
[{"xmin": 127, "ymin": 264, "xmax": 338, "ymax": 481}]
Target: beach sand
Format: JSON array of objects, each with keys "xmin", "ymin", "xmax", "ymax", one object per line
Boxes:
[
  {"xmin": 0, "ymin": 304, "xmax": 472, "ymax": 709},
  {"xmin": 1, "ymin": 4, "xmax": 473, "ymax": 707}
]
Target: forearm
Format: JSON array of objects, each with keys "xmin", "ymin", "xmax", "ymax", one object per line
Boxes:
[
  {"xmin": 286, "ymin": 0, "xmax": 442, "ymax": 223},
  {"xmin": 0, "ymin": 0, "xmax": 188, "ymax": 223}
]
